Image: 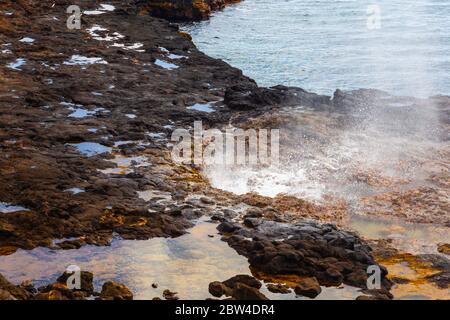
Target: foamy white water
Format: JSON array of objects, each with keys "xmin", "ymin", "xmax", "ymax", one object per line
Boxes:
[{"xmin": 185, "ymin": 0, "xmax": 449, "ymax": 204}]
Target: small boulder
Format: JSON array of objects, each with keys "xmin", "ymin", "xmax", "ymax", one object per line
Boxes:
[
  {"xmin": 100, "ymin": 281, "xmax": 133, "ymax": 300},
  {"xmin": 294, "ymin": 277, "xmax": 321, "ymax": 298},
  {"xmin": 56, "ymin": 270, "xmax": 94, "ymax": 294},
  {"xmin": 163, "ymin": 289, "xmax": 179, "ymax": 300},
  {"xmin": 200, "ymin": 197, "xmax": 215, "ymax": 205},
  {"xmin": 222, "ymin": 275, "xmax": 262, "ymax": 289},
  {"xmin": 208, "ymin": 281, "xmax": 231, "ymax": 298},
  {"xmin": 217, "ymin": 222, "xmax": 239, "ymax": 233},
  {"xmin": 231, "ymin": 283, "xmax": 268, "ymax": 300},
  {"xmin": 266, "ymin": 283, "xmax": 291, "ymax": 294}
]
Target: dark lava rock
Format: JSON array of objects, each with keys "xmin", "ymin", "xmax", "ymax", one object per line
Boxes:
[
  {"xmin": 163, "ymin": 289, "xmax": 179, "ymax": 300},
  {"xmin": 244, "ymin": 208, "xmax": 263, "ymax": 218},
  {"xmin": 0, "ymin": 269, "xmax": 135, "ymax": 301},
  {"xmin": 231, "ymin": 283, "xmax": 268, "ymax": 300},
  {"xmin": 200, "ymin": 197, "xmax": 215, "ymax": 205},
  {"xmin": 100, "ymin": 281, "xmax": 133, "ymax": 300},
  {"xmin": 217, "ymin": 221, "xmax": 240, "ymax": 233},
  {"xmin": 0, "ymin": 273, "xmax": 30, "ymax": 300},
  {"xmin": 136, "ymin": 0, "xmax": 241, "ymax": 22},
  {"xmin": 0, "ymin": 0, "xmax": 254, "ymax": 252},
  {"xmin": 211, "ymin": 214, "xmax": 226, "ymax": 222},
  {"xmin": 323, "ymin": 267, "xmax": 344, "ymax": 286},
  {"xmin": 56, "ymin": 271, "xmax": 94, "ymax": 294},
  {"xmin": 220, "ymin": 219, "xmax": 392, "ymax": 292},
  {"xmin": 37, "ymin": 270, "xmax": 96, "ymax": 300},
  {"xmin": 208, "ymin": 275, "xmax": 266, "ymax": 300},
  {"xmin": 209, "ymin": 281, "xmax": 232, "ymax": 298},
  {"xmin": 20, "ymin": 280, "xmax": 37, "ymax": 295},
  {"xmin": 266, "ymin": 283, "xmax": 291, "ymax": 294},
  {"xmin": 222, "ymin": 275, "xmax": 262, "ymax": 290},
  {"xmin": 224, "ymin": 84, "xmax": 331, "ymax": 111},
  {"xmin": 243, "ymin": 218, "xmax": 262, "ymax": 228},
  {"xmin": 426, "ymin": 271, "xmax": 449, "ymax": 289},
  {"xmin": 294, "ymin": 277, "xmax": 321, "ymax": 298}
]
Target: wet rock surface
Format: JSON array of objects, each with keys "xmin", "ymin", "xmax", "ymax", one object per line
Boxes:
[
  {"xmin": 0, "ymin": 0, "xmax": 254, "ymax": 252},
  {"xmin": 294, "ymin": 277, "xmax": 321, "ymax": 298},
  {"xmin": 215, "ymin": 87, "xmax": 450, "ymax": 226},
  {"xmin": 0, "ymin": 0, "xmax": 448, "ymax": 301},
  {"xmin": 136, "ymin": 0, "xmax": 242, "ymax": 22},
  {"xmin": 100, "ymin": 281, "xmax": 134, "ymax": 300},
  {"xmin": 163, "ymin": 289, "xmax": 179, "ymax": 300},
  {"xmin": 266, "ymin": 283, "xmax": 290, "ymax": 294},
  {"xmin": 0, "ymin": 273, "xmax": 31, "ymax": 300},
  {"xmin": 0, "ymin": 270, "xmax": 131, "ymax": 300},
  {"xmin": 217, "ymin": 218, "xmax": 393, "ymax": 294},
  {"xmin": 370, "ymin": 240, "xmax": 450, "ymax": 298},
  {"xmin": 224, "ymin": 84, "xmax": 331, "ymax": 111},
  {"xmin": 209, "ymin": 274, "xmax": 267, "ymax": 300}
]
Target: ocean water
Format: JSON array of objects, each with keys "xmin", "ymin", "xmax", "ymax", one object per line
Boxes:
[
  {"xmin": 183, "ymin": 0, "xmax": 450, "ymax": 219},
  {"xmin": 182, "ymin": 0, "xmax": 450, "ymax": 97}
]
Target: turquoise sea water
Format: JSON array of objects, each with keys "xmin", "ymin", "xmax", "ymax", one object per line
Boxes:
[{"xmin": 182, "ymin": 0, "xmax": 450, "ymax": 97}]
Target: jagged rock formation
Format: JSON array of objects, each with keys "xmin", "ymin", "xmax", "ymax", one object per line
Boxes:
[{"xmin": 135, "ymin": 0, "xmax": 242, "ymax": 21}]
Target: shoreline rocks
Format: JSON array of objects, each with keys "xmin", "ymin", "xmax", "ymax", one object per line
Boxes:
[
  {"xmin": 0, "ymin": 0, "xmax": 253, "ymax": 253},
  {"xmin": 266, "ymin": 283, "xmax": 290, "ymax": 294},
  {"xmin": 0, "ymin": 0, "xmax": 448, "ymax": 301},
  {"xmin": 294, "ymin": 277, "xmax": 321, "ymax": 298},
  {"xmin": 209, "ymin": 275, "xmax": 268, "ymax": 300},
  {"xmin": 217, "ymin": 219, "xmax": 393, "ymax": 294},
  {"xmin": 0, "ymin": 270, "xmax": 133, "ymax": 300},
  {"xmin": 101, "ymin": 281, "xmax": 134, "ymax": 300},
  {"xmin": 136, "ymin": 0, "xmax": 242, "ymax": 21}
]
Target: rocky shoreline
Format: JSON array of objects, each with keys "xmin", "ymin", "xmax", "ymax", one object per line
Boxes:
[
  {"xmin": 0, "ymin": 269, "xmax": 133, "ymax": 300},
  {"xmin": 0, "ymin": 0, "xmax": 448, "ymax": 300},
  {"xmin": 136, "ymin": 0, "xmax": 243, "ymax": 21},
  {"xmin": 0, "ymin": 0, "xmax": 254, "ymax": 253}
]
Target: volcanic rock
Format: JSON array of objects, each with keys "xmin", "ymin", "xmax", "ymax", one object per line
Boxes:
[
  {"xmin": 294, "ymin": 277, "xmax": 321, "ymax": 298},
  {"xmin": 100, "ymin": 281, "xmax": 134, "ymax": 300}
]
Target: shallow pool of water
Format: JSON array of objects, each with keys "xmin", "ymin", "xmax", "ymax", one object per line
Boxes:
[
  {"xmin": 348, "ymin": 215, "xmax": 450, "ymax": 255},
  {"xmin": 0, "ymin": 219, "xmax": 362, "ymax": 300}
]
